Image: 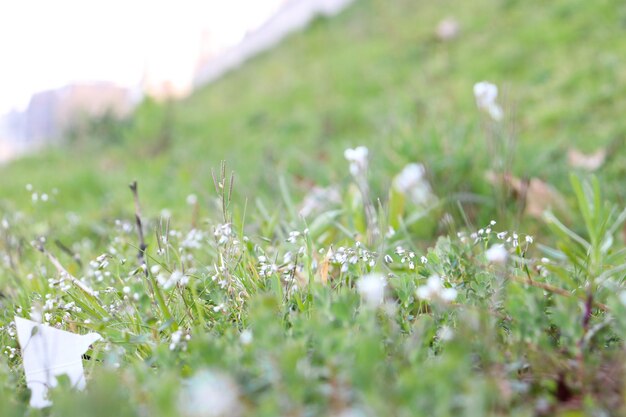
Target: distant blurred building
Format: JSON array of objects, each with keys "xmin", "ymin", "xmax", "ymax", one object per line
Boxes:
[{"xmin": 4, "ymin": 82, "xmax": 133, "ymax": 147}]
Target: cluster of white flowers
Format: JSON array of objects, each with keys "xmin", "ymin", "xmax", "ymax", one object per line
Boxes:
[
  {"xmin": 169, "ymin": 329, "xmax": 191, "ymax": 351},
  {"xmin": 3, "ymin": 345, "xmax": 17, "ymax": 359},
  {"xmin": 26, "ymin": 184, "xmax": 55, "ymax": 203},
  {"xmin": 416, "ymin": 275, "xmax": 457, "ymax": 303},
  {"xmin": 209, "ymin": 264, "xmax": 230, "ymax": 289},
  {"xmin": 344, "ymin": 146, "xmax": 369, "ymax": 178},
  {"xmin": 324, "ymin": 243, "xmax": 377, "ymax": 273},
  {"xmin": 3, "ymin": 323, "xmax": 17, "ymax": 358},
  {"xmin": 394, "ymin": 246, "xmax": 415, "ymax": 269},
  {"xmin": 392, "ymin": 246, "xmax": 428, "ymax": 270},
  {"xmin": 157, "ymin": 270, "xmax": 189, "ymax": 290},
  {"xmin": 214, "ymin": 223, "xmax": 233, "ymax": 245},
  {"xmin": 473, "ymin": 81, "xmax": 503, "ymax": 121},
  {"xmin": 181, "ymin": 229, "xmax": 205, "ymax": 250},
  {"xmin": 114, "ymin": 219, "xmax": 135, "ymax": 234},
  {"xmin": 535, "ymin": 257, "xmax": 551, "ymax": 278},
  {"xmin": 393, "ymin": 163, "xmax": 436, "ymax": 206},
  {"xmin": 299, "ymin": 185, "xmax": 341, "ymax": 217},
  {"xmin": 286, "ymin": 230, "xmax": 303, "ymax": 244},
  {"xmin": 257, "ymin": 255, "xmax": 279, "ymax": 278},
  {"xmin": 87, "ymin": 254, "xmax": 112, "ymax": 284},
  {"xmin": 357, "ymin": 273, "xmax": 387, "ymax": 307},
  {"xmin": 466, "ymin": 221, "xmax": 533, "ymax": 251}
]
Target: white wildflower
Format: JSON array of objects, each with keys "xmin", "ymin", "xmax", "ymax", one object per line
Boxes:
[
  {"xmin": 182, "ymin": 229, "xmax": 204, "ymax": 249},
  {"xmin": 344, "ymin": 146, "xmax": 369, "ymax": 177},
  {"xmin": 240, "ymin": 330, "xmax": 253, "ymax": 346},
  {"xmin": 473, "ymin": 81, "xmax": 503, "ymax": 121},
  {"xmin": 437, "ymin": 325, "xmax": 454, "ymax": 341},
  {"xmin": 485, "ymin": 244, "xmax": 508, "ymax": 264},
  {"xmin": 393, "ymin": 163, "xmax": 436, "ymax": 206},
  {"xmin": 214, "ymin": 223, "xmax": 232, "ymax": 245},
  {"xmin": 436, "ymin": 17, "xmax": 460, "ymax": 41},
  {"xmin": 186, "ymin": 194, "xmax": 198, "ymax": 205},
  {"xmin": 357, "ymin": 273, "xmax": 386, "ymax": 307},
  {"xmin": 299, "ymin": 186, "xmax": 341, "ymax": 217},
  {"xmin": 159, "ymin": 270, "xmax": 186, "ymax": 290},
  {"xmin": 416, "ymin": 275, "xmax": 457, "ymax": 302}
]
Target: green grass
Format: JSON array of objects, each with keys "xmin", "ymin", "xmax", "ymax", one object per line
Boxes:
[
  {"xmin": 2, "ymin": 0, "xmax": 625, "ymax": 221},
  {"xmin": 1, "ymin": 0, "xmax": 626, "ymax": 415}
]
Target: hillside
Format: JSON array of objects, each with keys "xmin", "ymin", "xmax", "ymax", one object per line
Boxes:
[
  {"xmin": 1, "ymin": 0, "xmax": 626, "ymax": 415},
  {"xmin": 1, "ymin": 0, "xmax": 624, "ymax": 223}
]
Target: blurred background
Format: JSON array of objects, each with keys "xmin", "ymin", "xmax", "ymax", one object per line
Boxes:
[
  {"xmin": 0, "ymin": 0, "xmax": 623, "ymax": 226},
  {"xmin": 0, "ymin": 0, "xmax": 352, "ymax": 160}
]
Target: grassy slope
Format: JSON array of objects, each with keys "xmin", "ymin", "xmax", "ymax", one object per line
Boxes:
[
  {"xmin": 1, "ymin": 1, "xmax": 626, "ymax": 415},
  {"xmin": 1, "ymin": 0, "xmax": 625, "ymax": 231}
]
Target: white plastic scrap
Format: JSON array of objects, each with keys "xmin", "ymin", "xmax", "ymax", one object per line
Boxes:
[{"xmin": 14, "ymin": 316, "xmax": 102, "ymax": 408}]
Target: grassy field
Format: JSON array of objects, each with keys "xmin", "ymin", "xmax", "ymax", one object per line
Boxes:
[{"xmin": 1, "ymin": 0, "xmax": 626, "ymax": 415}]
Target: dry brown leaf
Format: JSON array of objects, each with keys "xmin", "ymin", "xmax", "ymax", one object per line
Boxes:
[
  {"xmin": 523, "ymin": 178, "xmax": 568, "ymax": 218},
  {"xmin": 318, "ymin": 250, "xmax": 330, "ymax": 285},
  {"xmin": 567, "ymin": 148, "xmax": 606, "ymax": 171},
  {"xmin": 485, "ymin": 171, "xmax": 567, "ymax": 218}
]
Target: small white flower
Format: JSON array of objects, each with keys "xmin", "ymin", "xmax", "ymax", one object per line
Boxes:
[
  {"xmin": 435, "ymin": 17, "xmax": 460, "ymax": 41},
  {"xmin": 159, "ymin": 270, "xmax": 186, "ymax": 290},
  {"xmin": 473, "ymin": 81, "xmax": 503, "ymax": 121},
  {"xmin": 525, "ymin": 235, "xmax": 534, "ymax": 244},
  {"xmin": 344, "ymin": 146, "xmax": 369, "ymax": 177},
  {"xmin": 186, "ymin": 194, "xmax": 198, "ymax": 205},
  {"xmin": 357, "ymin": 273, "xmax": 386, "ymax": 307},
  {"xmin": 393, "ymin": 163, "xmax": 435, "ymax": 206},
  {"xmin": 485, "ymin": 244, "xmax": 508, "ymax": 264},
  {"xmin": 437, "ymin": 325, "xmax": 454, "ymax": 341},
  {"xmin": 240, "ymin": 329, "xmax": 253, "ymax": 345},
  {"xmin": 416, "ymin": 275, "xmax": 457, "ymax": 302}
]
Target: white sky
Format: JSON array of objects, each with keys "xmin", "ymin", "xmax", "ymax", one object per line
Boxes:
[{"xmin": 0, "ymin": 0, "xmax": 283, "ymax": 113}]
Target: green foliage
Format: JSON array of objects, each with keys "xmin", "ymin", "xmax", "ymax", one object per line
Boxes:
[{"xmin": 0, "ymin": 0, "xmax": 625, "ymax": 415}]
